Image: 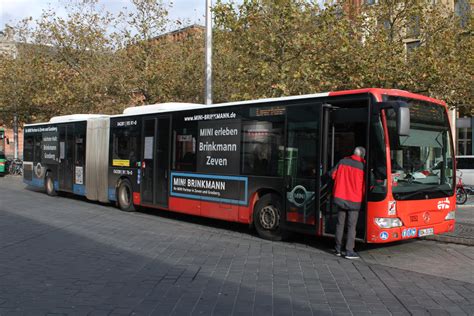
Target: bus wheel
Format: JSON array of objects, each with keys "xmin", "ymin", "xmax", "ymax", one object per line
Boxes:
[
  {"xmin": 253, "ymin": 194, "xmax": 284, "ymax": 241},
  {"xmin": 45, "ymin": 174, "xmax": 57, "ymax": 196},
  {"xmin": 117, "ymin": 179, "xmax": 136, "ymax": 212}
]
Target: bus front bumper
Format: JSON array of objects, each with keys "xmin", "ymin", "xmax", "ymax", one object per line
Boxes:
[{"xmin": 368, "ymin": 219, "xmax": 455, "ymax": 243}]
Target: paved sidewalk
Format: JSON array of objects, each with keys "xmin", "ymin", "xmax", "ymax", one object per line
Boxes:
[
  {"xmin": 0, "ymin": 176, "xmax": 473, "ymax": 315},
  {"xmin": 424, "ymin": 196, "xmax": 474, "ymax": 245}
]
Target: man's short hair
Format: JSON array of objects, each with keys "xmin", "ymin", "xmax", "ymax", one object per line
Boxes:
[{"xmin": 354, "ymin": 146, "xmax": 366, "ymax": 158}]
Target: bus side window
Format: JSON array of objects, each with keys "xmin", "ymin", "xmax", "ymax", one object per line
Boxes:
[
  {"xmin": 24, "ymin": 135, "xmax": 34, "ymax": 161},
  {"xmin": 241, "ymin": 117, "xmax": 284, "ymax": 177},
  {"xmin": 172, "ymin": 124, "xmax": 197, "ymax": 172},
  {"xmin": 110, "ymin": 126, "xmax": 140, "ymax": 167},
  {"xmin": 75, "ymin": 123, "xmax": 86, "ymax": 166},
  {"xmin": 34, "ymin": 135, "xmax": 42, "ymax": 163},
  {"xmin": 75, "ymin": 138, "xmax": 85, "ymax": 166},
  {"xmin": 286, "ymin": 105, "xmax": 319, "ymax": 179}
]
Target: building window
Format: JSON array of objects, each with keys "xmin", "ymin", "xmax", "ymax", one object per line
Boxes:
[
  {"xmin": 458, "ymin": 127, "xmax": 473, "ymax": 155},
  {"xmin": 407, "ymin": 16, "xmax": 421, "ymax": 38},
  {"xmin": 455, "ymin": 0, "xmax": 471, "ymax": 27},
  {"xmin": 405, "ymin": 39, "xmax": 421, "ymax": 55}
]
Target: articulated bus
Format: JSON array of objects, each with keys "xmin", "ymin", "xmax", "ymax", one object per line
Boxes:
[
  {"xmin": 0, "ymin": 128, "xmax": 6, "ymax": 175},
  {"xmin": 23, "ymin": 88, "xmax": 456, "ymax": 243}
]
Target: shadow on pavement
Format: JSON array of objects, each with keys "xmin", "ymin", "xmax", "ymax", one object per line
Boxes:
[
  {"xmin": 25, "ymin": 183, "xmax": 419, "ymax": 256},
  {"xmin": 0, "ymin": 204, "xmax": 318, "ymax": 315}
]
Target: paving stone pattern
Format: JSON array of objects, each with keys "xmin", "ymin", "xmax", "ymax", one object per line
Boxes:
[
  {"xmin": 424, "ymin": 199, "xmax": 474, "ymax": 245},
  {"xmin": 0, "ymin": 177, "xmax": 473, "ymax": 315}
]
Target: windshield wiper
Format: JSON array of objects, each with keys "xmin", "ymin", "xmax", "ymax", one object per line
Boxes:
[{"xmin": 395, "ymin": 185, "xmax": 452, "ymax": 200}]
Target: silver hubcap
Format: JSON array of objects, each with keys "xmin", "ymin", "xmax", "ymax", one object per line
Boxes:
[
  {"xmin": 259, "ymin": 205, "xmax": 279, "ymax": 230},
  {"xmin": 120, "ymin": 185, "xmax": 131, "ymax": 206},
  {"xmin": 47, "ymin": 178, "xmax": 53, "ymax": 193}
]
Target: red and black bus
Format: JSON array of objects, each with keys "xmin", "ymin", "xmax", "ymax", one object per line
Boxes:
[{"xmin": 24, "ymin": 88, "xmax": 456, "ymax": 243}]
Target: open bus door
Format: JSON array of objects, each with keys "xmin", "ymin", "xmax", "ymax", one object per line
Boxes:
[
  {"xmin": 282, "ymin": 103, "xmax": 322, "ymax": 234},
  {"xmin": 321, "ymin": 103, "xmax": 369, "ymax": 240}
]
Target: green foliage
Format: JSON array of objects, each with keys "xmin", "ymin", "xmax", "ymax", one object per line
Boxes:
[
  {"xmin": 0, "ymin": 0, "xmax": 472, "ymax": 126},
  {"xmin": 213, "ymin": 0, "xmax": 473, "ymax": 113}
]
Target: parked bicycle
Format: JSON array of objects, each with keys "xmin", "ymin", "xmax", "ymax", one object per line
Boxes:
[
  {"xmin": 7, "ymin": 158, "xmax": 23, "ymax": 176},
  {"xmin": 456, "ymin": 171, "xmax": 473, "ymax": 205}
]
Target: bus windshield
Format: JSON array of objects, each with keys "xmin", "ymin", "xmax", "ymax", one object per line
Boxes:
[{"xmin": 386, "ymin": 99, "xmax": 454, "ymax": 200}]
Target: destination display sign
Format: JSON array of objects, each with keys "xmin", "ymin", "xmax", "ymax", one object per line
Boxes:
[
  {"xmin": 196, "ymin": 119, "xmax": 241, "ymax": 174},
  {"xmin": 170, "ymin": 172, "xmax": 248, "ymax": 205},
  {"xmin": 250, "ymin": 106, "xmax": 286, "ymax": 117}
]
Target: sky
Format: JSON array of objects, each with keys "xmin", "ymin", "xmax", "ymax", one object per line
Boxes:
[{"xmin": 0, "ymin": 0, "xmax": 232, "ymax": 30}]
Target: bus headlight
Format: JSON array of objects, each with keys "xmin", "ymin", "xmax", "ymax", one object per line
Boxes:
[
  {"xmin": 375, "ymin": 217, "xmax": 403, "ymax": 228},
  {"xmin": 445, "ymin": 211, "xmax": 455, "ymax": 220}
]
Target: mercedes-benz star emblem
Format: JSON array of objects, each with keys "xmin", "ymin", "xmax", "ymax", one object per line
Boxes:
[{"xmin": 423, "ymin": 211, "xmax": 431, "ymax": 224}]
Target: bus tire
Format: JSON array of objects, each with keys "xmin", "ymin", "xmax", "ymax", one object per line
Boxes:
[
  {"xmin": 117, "ymin": 179, "xmax": 136, "ymax": 212},
  {"xmin": 253, "ymin": 194, "xmax": 285, "ymax": 241},
  {"xmin": 45, "ymin": 174, "xmax": 57, "ymax": 196}
]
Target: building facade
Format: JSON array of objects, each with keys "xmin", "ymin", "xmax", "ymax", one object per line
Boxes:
[{"xmin": 0, "ymin": 126, "xmax": 23, "ymax": 159}]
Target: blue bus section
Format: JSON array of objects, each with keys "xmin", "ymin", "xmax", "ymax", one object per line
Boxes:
[
  {"xmin": 108, "ymin": 188, "xmax": 117, "ymax": 201},
  {"xmin": 24, "ymin": 177, "xmax": 45, "ymax": 188},
  {"xmin": 170, "ymin": 172, "xmax": 248, "ymax": 206},
  {"xmin": 73, "ymin": 184, "xmax": 86, "ymax": 196}
]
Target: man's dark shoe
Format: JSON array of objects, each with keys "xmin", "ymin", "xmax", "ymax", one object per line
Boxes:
[
  {"xmin": 334, "ymin": 248, "xmax": 342, "ymax": 257},
  {"xmin": 344, "ymin": 251, "xmax": 360, "ymax": 259}
]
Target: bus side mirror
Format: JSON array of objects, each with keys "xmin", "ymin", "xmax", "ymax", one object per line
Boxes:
[
  {"xmin": 397, "ymin": 106, "xmax": 410, "ymax": 136},
  {"xmin": 378, "ymin": 101, "xmax": 410, "ymax": 136}
]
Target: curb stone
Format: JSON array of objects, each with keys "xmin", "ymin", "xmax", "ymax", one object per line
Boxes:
[{"xmin": 423, "ymin": 222, "xmax": 474, "ymax": 246}]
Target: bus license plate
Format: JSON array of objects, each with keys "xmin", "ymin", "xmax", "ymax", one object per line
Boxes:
[{"xmin": 418, "ymin": 228, "xmax": 434, "ymax": 237}]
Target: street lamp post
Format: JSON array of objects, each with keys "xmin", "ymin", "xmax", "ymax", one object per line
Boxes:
[
  {"xmin": 205, "ymin": 0, "xmax": 212, "ymax": 105},
  {"xmin": 13, "ymin": 113, "xmax": 18, "ymax": 159},
  {"xmin": 12, "ymin": 49, "xmax": 19, "ymax": 160}
]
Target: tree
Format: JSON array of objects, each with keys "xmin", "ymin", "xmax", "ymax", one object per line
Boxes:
[
  {"xmin": 212, "ymin": 0, "xmax": 473, "ymax": 112},
  {"xmin": 354, "ymin": 0, "xmax": 473, "ymax": 113},
  {"xmin": 0, "ymin": 0, "xmax": 122, "ymax": 125},
  {"xmin": 213, "ymin": 0, "xmax": 329, "ymax": 101},
  {"xmin": 0, "ymin": 0, "xmax": 471, "ymax": 126}
]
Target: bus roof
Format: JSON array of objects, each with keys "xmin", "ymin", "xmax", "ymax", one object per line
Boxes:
[
  {"xmin": 24, "ymin": 114, "xmax": 109, "ymax": 127},
  {"xmin": 116, "ymin": 88, "xmax": 445, "ymax": 117},
  {"xmin": 116, "ymin": 93, "xmax": 329, "ymax": 117},
  {"xmin": 24, "ymin": 88, "xmax": 446, "ymax": 124},
  {"xmin": 49, "ymin": 114, "xmax": 109, "ymax": 123},
  {"xmin": 123, "ymin": 103, "xmax": 203, "ymax": 115}
]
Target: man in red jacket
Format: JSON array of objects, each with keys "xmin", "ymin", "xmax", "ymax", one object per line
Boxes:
[{"xmin": 330, "ymin": 146, "xmax": 366, "ymax": 259}]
